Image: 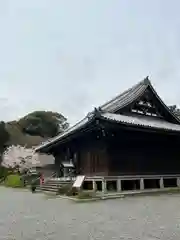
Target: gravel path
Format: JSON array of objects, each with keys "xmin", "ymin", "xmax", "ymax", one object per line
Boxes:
[{"xmin": 1, "ymin": 187, "xmax": 180, "ymax": 240}]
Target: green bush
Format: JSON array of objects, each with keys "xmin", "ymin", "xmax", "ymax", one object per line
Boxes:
[
  {"xmin": 77, "ymin": 191, "xmax": 95, "ymax": 199},
  {"xmin": 66, "ymin": 187, "xmax": 78, "ymax": 196},
  {"xmin": 23, "ymin": 174, "xmax": 40, "ymax": 186},
  {"xmin": 5, "ymin": 174, "xmax": 23, "ymax": 188},
  {"xmin": 0, "ymin": 167, "xmax": 8, "ymax": 180},
  {"xmin": 57, "ymin": 183, "xmax": 73, "ymax": 195}
]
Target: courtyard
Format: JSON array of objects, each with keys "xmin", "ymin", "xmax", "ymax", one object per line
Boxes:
[{"xmin": 1, "ymin": 187, "xmax": 180, "ymax": 240}]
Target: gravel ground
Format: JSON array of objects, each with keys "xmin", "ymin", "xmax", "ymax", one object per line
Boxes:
[{"xmin": 1, "ymin": 187, "xmax": 180, "ymax": 240}]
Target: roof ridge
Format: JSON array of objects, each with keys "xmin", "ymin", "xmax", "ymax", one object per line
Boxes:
[
  {"xmin": 100, "ymin": 76, "xmax": 149, "ymax": 110},
  {"xmin": 147, "ymin": 79, "xmax": 180, "ymax": 124},
  {"xmin": 143, "ymin": 76, "xmax": 150, "ymax": 85}
]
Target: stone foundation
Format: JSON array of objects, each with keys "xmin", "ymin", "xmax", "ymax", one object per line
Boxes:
[{"xmin": 82, "ymin": 175, "xmax": 180, "ymax": 193}]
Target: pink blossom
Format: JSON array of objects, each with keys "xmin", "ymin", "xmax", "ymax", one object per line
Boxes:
[{"xmin": 1, "ymin": 145, "xmax": 40, "ymax": 172}]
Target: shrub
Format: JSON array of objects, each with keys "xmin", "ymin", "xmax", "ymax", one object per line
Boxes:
[
  {"xmin": 31, "ymin": 178, "xmax": 38, "ymax": 187},
  {"xmin": 24, "ymin": 174, "xmax": 40, "ymax": 186},
  {"xmin": 5, "ymin": 174, "xmax": 23, "ymax": 188},
  {"xmin": 0, "ymin": 167, "xmax": 8, "ymax": 181},
  {"xmin": 30, "ymin": 180, "xmax": 37, "ymax": 192},
  {"xmin": 77, "ymin": 191, "xmax": 96, "ymax": 199},
  {"xmin": 66, "ymin": 187, "xmax": 78, "ymax": 196},
  {"xmin": 57, "ymin": 183, "xmax": 73, "ymax": 195}
]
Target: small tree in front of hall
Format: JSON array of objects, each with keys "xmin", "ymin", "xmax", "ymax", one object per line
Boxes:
[{"xmin": 1, "ymin": 145, "xmax": 40, "ymax": 174}]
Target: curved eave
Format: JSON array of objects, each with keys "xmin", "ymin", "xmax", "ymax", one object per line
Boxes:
[
  {"xmin": 99, "ymin": 113, "xmax": 180, "ymax": 134},
  {"xmin": 35, "ymin": 114, "xmax": 97, "ymax": 152}
]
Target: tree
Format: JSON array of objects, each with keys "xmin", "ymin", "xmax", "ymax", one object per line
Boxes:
[
  {"xmin": 18, "ymin": 111, "xmax": 69, "ymax": 138},
  {"xmin": 0, "ymin": 121, "xmax": 10, "ymax": 153},
  {"xmin": 1, "ymin": 145, "xmax": 40, "ymax": 173},
  {"xmin": 169, "ymin": 105, "xmax": 177, "ymax": 112},
  {"xmin": 169, "ymin": 105, "xmax": 180, "ymax": 117},
  {"xmin": 6, "ymin": 121, "xmax": 44, "ymax": 148}
]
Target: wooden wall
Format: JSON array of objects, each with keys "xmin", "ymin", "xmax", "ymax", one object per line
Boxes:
[
  {"xmin": 52, "ymin": 124, "xmax": 180, "ymax": 177},
  {"xmin": 107, "ymin": 128, "xmax": 180, "ymax": 175},
  {"xmin": 79, "ymin": 145, "xmax": 109, "ymax": 176},
  {"xmin": 53, "ymin": 131, "xmax": 110, "ymax": 176}
]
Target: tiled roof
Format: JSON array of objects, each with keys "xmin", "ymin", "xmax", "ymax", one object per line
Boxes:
[
  {"xmin": 100, "ymin": 77, "xmax": 180, "ymax": 124},
  {"xmin": 35, "ymin": 77, "xmax": 180, "ymax": 152},
  {"xmin": 100, "ymin": 112, "xmax": 180, "ymax": 132},
  {"xmin": 35, "ymin": 115, "xmax": 93, "ymax": 151},
  {"xmin": 100, "ymin": 79, "xmax": 147, "ymax": 112}
]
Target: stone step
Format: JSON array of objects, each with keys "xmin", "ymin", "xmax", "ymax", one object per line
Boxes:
[
  {"xmin": 38, "ymin": 185, "xmax": 59, "ymax": 189},
  {"xmin": 43, "ymin": 182, "xmax": 62, "ymax": 186},
  {"xmin": 35, "ymin": 176, "xmax": 75, "ymax": 194},
  {"xmin": 45, "ymin": 181, "xmax": 71, "ymax": 185},
  {"xmin": 37, "ymin": 184, "xmax": 59, "ymax": 190},
  {"xmin": 45, "ymin": 179, "xmax": 72, "ymax": 183},
  {"xmin": 48, "ymin": 177, "xmax": 76, "ymax": 181},
  {"xmin": 37, "ymin": 187, "xmax": 58, "ymax": 193},
  {"xmin": 36, "ymin": 180, "xmax": 72, "ymax": 193}
]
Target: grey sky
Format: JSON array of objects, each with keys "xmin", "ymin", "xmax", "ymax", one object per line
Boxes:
[{"xmin": 0, "ymin": 0, "xmax": 180, "ymax": 125}]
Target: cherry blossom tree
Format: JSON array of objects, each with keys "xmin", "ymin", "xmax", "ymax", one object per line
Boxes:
[{"xmin": 1, "ymin": 145, "xmax": 40, "ymax": 173}]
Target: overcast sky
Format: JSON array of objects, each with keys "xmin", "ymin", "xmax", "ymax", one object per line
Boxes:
[{"xmin": 0, "ymin": 0, "xmax": 180, "ymax": 124}]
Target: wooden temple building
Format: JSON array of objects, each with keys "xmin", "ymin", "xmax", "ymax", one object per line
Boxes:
[{"xmin": 35, "ymin": 77, "xmax": 180, "ymax": 191}]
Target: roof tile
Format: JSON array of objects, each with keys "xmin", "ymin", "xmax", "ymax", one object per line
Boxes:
[{"xmin": 101, "ymin": 112, "xmax": 180, "ymax": 132}]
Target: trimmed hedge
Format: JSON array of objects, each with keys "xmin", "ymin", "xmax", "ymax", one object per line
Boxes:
[{"xmin": 5, "ymin": 174, "xmax": 23, "ymax": 188}]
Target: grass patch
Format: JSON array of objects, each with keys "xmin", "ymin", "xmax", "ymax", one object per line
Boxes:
[{"xmin": 5, "ymin": 174, "xmax": 23, "ymax": 188}]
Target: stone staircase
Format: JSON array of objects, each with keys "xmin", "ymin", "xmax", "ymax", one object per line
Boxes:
[{"xmin": 36, "ymin": 177, "xmax": 75, "ymax": 194}]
